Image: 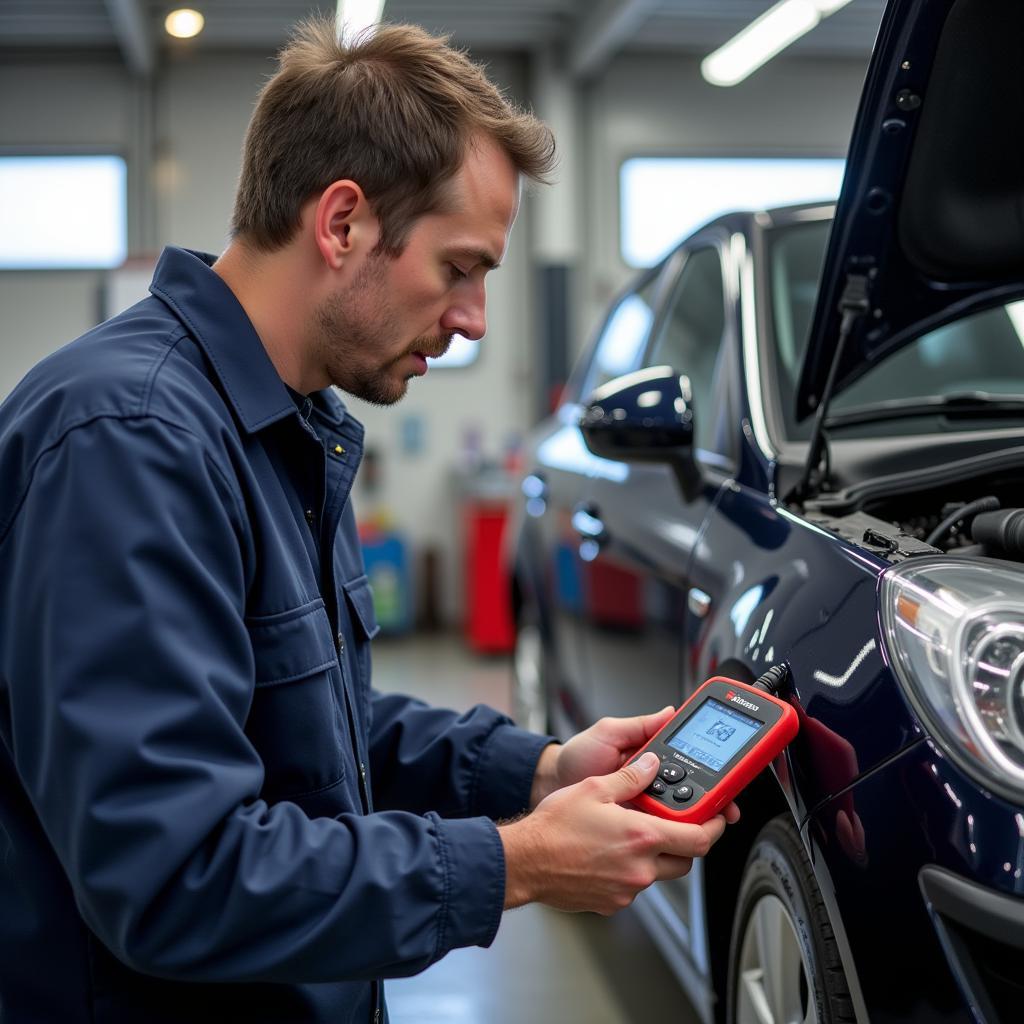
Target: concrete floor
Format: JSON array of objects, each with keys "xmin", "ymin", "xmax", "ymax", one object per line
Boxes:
[{"xmin": 371, "ymin": 633, "xmax": 703, "ymax": 1024}]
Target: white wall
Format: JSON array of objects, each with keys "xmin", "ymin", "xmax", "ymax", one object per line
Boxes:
[
  {"xmin": 153, "ymin": 50, "xmax": 270, "ymax": 254},
  {"xmin": 0, "ymin": 43, "xmax": 868, "ymax": 625}
]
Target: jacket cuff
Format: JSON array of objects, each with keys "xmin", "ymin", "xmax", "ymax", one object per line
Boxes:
[
  {"xmin": 471, "ymin": 724, "xmax": 556, "ymax": 821},
  {"xmin": 430, "ymin": 814, "xmax": 506, "ymax": 954}
]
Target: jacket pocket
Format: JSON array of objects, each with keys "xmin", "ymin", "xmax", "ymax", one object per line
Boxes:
[
  {"xmin": 341, "ymin": 575, "xmax": 380, "ymax": 726},
  {"xmin": 244, "ymin": 599, "xmax": 347, "ymax": 800},
  {"xmin": 342, "ymin": 575, "xmax": 380, "ymax": 642}
]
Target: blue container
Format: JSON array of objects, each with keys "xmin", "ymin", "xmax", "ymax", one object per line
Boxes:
[{"xmin": 360, "ymin": 533, "xmax": 412, "ymax": 634}]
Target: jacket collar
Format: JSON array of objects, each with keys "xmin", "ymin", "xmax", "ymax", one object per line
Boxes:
[{"xmin": 149, "ymin": 246, "xmax": 346, "ymax": 433}]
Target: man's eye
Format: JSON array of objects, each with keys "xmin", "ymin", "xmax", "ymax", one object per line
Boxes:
[{"xmin": 448, "ymin": 264, "xmax": 468, "ymax": 282}]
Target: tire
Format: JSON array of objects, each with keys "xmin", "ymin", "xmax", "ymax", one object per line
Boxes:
[
  {"xmin": 727, "ymin": 816, "xmax": 854, "ymax": 1024},
  {"xmin": 512, "ymin": 603, "xmax": 549, "ymax": 734}
]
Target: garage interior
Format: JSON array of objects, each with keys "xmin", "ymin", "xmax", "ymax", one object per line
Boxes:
[{"xmin": 0, "ymin": 3, "xmax": 902, "ymax": 1023}]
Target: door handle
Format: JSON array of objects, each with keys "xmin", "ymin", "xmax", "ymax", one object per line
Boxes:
[
  {"xmin": 521, "ymin": 473, "xmax": 548, "ymax": 502},
  {"xmin": 688, "ymin": 587, "xmax": 712, "ymax": 618},
  {"xmin": 572, "ymin": 503, "xmax": 607, "ymax": 542}
]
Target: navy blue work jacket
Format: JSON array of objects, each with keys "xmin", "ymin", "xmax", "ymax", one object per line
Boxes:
[{"xmin": 0, "ymin": 246, "xmax": 551, "ymax": 1023}]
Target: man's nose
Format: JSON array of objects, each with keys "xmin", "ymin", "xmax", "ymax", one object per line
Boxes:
[{"xmin": 441, "ymin": 284, "xmax": 487, "ymax": 341}]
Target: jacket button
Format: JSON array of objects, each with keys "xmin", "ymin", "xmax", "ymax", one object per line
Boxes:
[
  {"xmin": 336, "ymin": 632, "xmax": 345, "ymax": 653},
  {"xmin": 304, "ymin": 509, "xmax": 315, "ymax": 527}
]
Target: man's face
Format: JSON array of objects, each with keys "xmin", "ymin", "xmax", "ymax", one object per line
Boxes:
[{"xmin": 313, "ymin": 137, "xmax": 520, "ymax": 405}]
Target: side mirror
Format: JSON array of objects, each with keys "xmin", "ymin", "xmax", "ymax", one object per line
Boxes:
[{"xmin": 578, "ymin": 366, "xmax": 702, "ymax": 502}]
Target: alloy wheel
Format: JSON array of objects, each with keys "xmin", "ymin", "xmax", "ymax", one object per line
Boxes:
[{"xmin": 735, "ymin": 893, "xmax": 817, "ymax": 1024}]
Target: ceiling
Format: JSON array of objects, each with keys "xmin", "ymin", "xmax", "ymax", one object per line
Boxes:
[{"xmin": 0, "ymin": 0, "xmax": 887, "ymax": 75}]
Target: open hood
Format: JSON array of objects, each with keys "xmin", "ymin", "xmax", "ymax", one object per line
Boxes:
[{"xmin": 795, "ymin": 0, "xmax": 1024, "ymax": 422}]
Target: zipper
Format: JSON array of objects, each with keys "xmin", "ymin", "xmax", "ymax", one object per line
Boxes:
[
  {"xmin": 333, "ymin": 627, "xmax": 370, "ymax": 812},
  {"xmin": 305, "ymin": 415, "xmax": 368, "ymax": 816},
  {"xmin": 300, "ymin": 414, "xmax": 376, "ymax": 1021}
]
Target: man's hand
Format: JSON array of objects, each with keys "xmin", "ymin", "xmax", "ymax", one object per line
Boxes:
[
  {"xmin": 503, "ymin": 752, "xmax": 737, "ymax": 915},
  {"xmin": 529, "ymin": 706, "xmax": 678, "ymax": 807}
]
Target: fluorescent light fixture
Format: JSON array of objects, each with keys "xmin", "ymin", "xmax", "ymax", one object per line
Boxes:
[
  {"xmin": 164, "ymin": 8, "xmax": 205, "ymax": 39},
  {"xmin": 702, "ymin": 0, "xmax": 853, "ymax": 87},
  {"xmin": 336, "ymin": 0, "xmax": 386, "ymax": 40}
]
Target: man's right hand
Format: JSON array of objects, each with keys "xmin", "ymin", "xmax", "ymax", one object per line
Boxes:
[{"xmin": 499, "ymin": 751, "xmax": 738, "ymax": 915}]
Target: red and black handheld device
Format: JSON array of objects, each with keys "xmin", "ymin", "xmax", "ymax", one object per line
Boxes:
[{"xmin": 628, "ymin": 672, "xmax": 799, "ymax": 823}]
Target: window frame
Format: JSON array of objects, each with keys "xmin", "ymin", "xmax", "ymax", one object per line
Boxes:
[
  {"xmin": 639, "ymin": 234, "xmax": 738, "ymax": 470},
  {"xmin": 569, "ymin": 254, "xmax": 679, "ymax": 405}
]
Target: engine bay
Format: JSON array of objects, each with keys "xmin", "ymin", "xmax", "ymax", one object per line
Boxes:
[{"xmin": 801, "ymin": 475, "xmax": 1024, "ymax": 565}]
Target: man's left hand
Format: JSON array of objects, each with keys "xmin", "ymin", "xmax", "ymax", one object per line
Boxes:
[{"xmin": 529, "ymin": 706, "xmax": 677, "ymax": 808}]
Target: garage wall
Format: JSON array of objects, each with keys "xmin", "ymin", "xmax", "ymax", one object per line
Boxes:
[
  {"xmin": 154, "ymin": 51, "xmax": 269, "ymax": 254},
  {"xmin": 0, "ymin": 56, "xmax": 140, "ymax": 398}
]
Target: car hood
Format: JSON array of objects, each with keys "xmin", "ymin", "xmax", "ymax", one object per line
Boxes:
[{"xmin": 795, "ymin": 0, "xmax": 1024, "ymax": 422}]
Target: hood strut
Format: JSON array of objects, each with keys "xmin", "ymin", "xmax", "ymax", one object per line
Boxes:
[{"xmin": 792, "ymin": 273, "xmax": 871, "ymax": 502}]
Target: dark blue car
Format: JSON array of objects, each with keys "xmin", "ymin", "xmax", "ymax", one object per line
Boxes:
[{"xmin": 510, "ymin": 1, "xmax": 1024, "ymax": 1020}]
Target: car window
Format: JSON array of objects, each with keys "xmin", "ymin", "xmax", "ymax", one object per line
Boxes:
[
  {"xmin": 769, "ymin": 220, "xmax": 1024, "ymax": 439},
  {"xmin": 644, "ymin": 246, "xmax": 726, "ymax": 451},
  {"xmin": 834, "ymin": 304, "xmax": 1024, "ymax": 411},
  {"xmin": 770, "ymin": 220, "xmax": 829, "ymax": 394},
  {"xmin": 580, "ymin": 275, "xmax": 659, "ymax": 399}
]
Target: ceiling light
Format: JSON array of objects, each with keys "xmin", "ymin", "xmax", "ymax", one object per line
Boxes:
[
  {"xmin": 702, "ymin": 0, "xmax": 853, "ymax": 88},
  {"xmin": 336, "ymin": 0, "xmax": 386, "ymax": 40},
  {"xmin": 165, "ymin": 8, "xmax": 205, "ymax": 40}
]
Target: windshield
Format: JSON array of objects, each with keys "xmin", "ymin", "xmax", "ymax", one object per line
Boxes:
[{"xmin": 768, "ymin": 219, "xmax": 1024, "ymax": 441}]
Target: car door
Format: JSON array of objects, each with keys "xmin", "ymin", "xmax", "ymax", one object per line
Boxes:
[
  {"xmin": 572, "ymin": 238, "xmax": 738, "ymax": 938},
  {"xmin": 525, "ymin": 266, "xmax": 666, "ymax": 734},
  {"xmin": 575, "ymin": 239, "xmax": 736, "ymax": 722}
]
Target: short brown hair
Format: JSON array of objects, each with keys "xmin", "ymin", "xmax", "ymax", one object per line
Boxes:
[{"xmin": 231, "ymin": 18, "xmax": 556, "ymax": 254}]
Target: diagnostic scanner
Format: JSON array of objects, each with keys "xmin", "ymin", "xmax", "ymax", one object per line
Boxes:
[{"xmin": 628, "ymin": 670, "xmax": 798, "ymax": 823}]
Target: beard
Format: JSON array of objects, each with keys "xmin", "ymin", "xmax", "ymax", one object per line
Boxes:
[{"xmin": 311, "ymin": 254, "xmax": 453, "ymax": 406}]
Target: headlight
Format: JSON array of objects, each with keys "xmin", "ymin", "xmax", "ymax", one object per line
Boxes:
[{"xmin": 881, "ymin": 558, "xmax": 1024, "ymax": 803}]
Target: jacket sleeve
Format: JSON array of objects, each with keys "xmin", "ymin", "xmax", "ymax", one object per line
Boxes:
[
  {"xmin": 367, "ymin": 691, "xmax": 555, "ymax": 820},
  {"xmin": 0, "ymin": 414, "xmax": 506, "ymax": 982}
]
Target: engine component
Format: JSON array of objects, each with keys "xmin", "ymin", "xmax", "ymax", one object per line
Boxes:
[
  {"xmin": 972, "ymin": 509, "xmax": 1024, "ymax": 558},
  {"xmin": 924, "ymin": 495, "xmax": 999, "ymax": 548}
]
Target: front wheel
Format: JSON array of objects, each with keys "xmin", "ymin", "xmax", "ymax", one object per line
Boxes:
[{"xmin": 727, "ymin": 817, "xmax": 854, "ymax": 1024}]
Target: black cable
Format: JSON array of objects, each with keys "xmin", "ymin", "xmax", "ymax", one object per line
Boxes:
[
  {"xmin": 753, "ymin": 663, "xmax": 790, "ymax": 697},
  {"xmin": 924, "ymin": 495, "xmax": 999, "ymax": 548},
  {"xmin": 793, "ymin": 274, "xmax": 870, "ymax": 503}
]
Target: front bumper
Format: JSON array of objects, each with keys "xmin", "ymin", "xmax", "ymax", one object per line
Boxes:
[
  {"xmin": 919, "ymin": 865, "xmax": 1024, "ymax": 1023},
  {"xmin": 803, "ymin": 737, "xmax": 1024, "ymax": 1022}
]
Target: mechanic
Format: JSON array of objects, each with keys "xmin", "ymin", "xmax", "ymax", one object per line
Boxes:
[{"xmin": 0, "ymin": 19, "xmax": 738, "ymax": 1023}]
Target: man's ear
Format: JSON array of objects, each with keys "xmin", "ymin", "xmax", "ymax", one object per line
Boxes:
[{"xmin": 313, "ymin": 180, "xmax": 380, "ymax": 270}]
